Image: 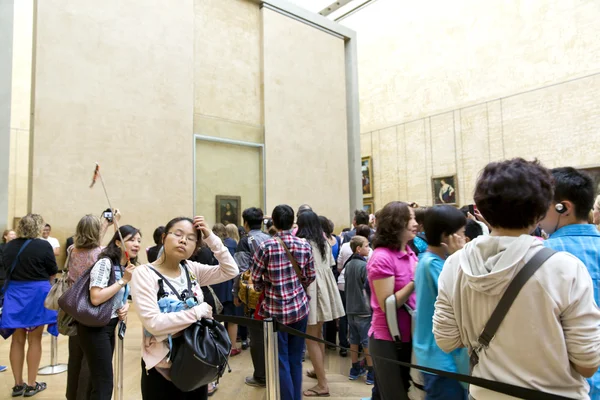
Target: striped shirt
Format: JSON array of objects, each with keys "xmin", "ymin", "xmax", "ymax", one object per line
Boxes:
[
  {"xmin": 544, "ymin": 223, "xmax": 600, "ymax": 398},
  {"xmin": 251, "ymin": 230, "xmax": 316, "ymax": 325}
]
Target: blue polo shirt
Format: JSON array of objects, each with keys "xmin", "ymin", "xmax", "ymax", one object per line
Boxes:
[
  {"xmin": 414, "ymin": 251, "xmax": 468, "ymax": 374},
  {"xmin": 544, "ymin": 224, "xmax": 600, "ymax": 399}
]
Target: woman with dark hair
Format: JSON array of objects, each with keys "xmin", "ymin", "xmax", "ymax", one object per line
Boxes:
[
  {"xmin": 146, "ymin": 226, "xmax": 165, "ymax": 263},
  {"xmin": 78, "ymin": 225, "xmax": 141, "ymax": 400},
  {"xmin": 66, "ymin": 213, "xmax": 116, "ymax": 400},
  {"xmin": 1, "ymin": 214, "xmax": 58, "ymax": 397},
  {"xmin": 130, "ymin": 216, "xmax": 238, "ymax": 400},
  {"xmin": 367, "ymin": 201, "xmax": 418, "ymax": 400},
  {"xmin": 297, "ymin": 211, "xmax": 344, "ymax": 397}
]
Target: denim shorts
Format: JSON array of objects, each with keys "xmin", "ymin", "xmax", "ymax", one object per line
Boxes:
[{"xmin": 348, "ymin": 314, "xmax": 371, "ymax": 347}]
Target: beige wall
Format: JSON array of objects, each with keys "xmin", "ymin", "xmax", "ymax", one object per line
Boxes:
[
  {"xmin": 345, "ymin": 0, "xmax": 600, "ymax": 209},
  {"xmin": 263, "ymin": 8, "xmax": 350, "ymax": 230},
  {"xmin": 31, "ymin": 0, "xmax": 195, "ymax": 264}
]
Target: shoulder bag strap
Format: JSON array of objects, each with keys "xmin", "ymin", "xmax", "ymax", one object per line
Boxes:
[
  {"xmin": 147, "ymin": 265, "xmax": 185, "ymax": 301},
  {"xmin": 275, "ymin": 237, "xmax": 304, "ymax": 283},
  {"xmin": 1, "ymin": 239, "xmax": 32, "ymax": 294},
  {"xmin": 471, "ymin": 247, "xmax": 556, "ymax": 368},
  {"xmin": 181, "ymin": 262, "xmax": 193, "ymax": 293}
]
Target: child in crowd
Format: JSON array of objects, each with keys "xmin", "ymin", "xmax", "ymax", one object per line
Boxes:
[{"xmin": 344, "ymin": 236, "xmax": 374, "ymax": 384}]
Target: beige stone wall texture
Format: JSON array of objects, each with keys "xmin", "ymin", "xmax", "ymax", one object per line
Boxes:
[
  {"xmin": 30, "ymin": 0, "xmax": 195, "ymax": 264},
  {"xmin": 262, "ymin": 8, "xmax": 350, "ymax": 230},
  {"xmin": 361, "ymin": 74, "xmax": 600, "ymax": 210}
]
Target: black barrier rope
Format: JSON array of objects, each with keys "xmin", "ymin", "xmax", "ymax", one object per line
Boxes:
[{"xmin": 214, "ymin": 314, "xmax": 575, "ymax": 400}]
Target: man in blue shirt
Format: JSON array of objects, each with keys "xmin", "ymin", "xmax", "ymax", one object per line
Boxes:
[
  {"xmin": 414, "ymin": 205, "xmax": 469, "ymax": 400},
  {"xmin": 540, "ymin": 167, "xmax": 600, "ymax": 399}
]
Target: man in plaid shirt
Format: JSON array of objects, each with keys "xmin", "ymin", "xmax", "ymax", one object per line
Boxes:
[{"xmin": 251, "ymin": 204, "xmax": 315, "ymax": 400}]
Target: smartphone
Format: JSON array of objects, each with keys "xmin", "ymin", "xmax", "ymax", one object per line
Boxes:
[
  {"xmin": 118, "ymin": 321, "xmax": 126, "ymax": 340},
  {"xmin": 468, "ymin": 204, "xmax": 475, "ymax": 215}
]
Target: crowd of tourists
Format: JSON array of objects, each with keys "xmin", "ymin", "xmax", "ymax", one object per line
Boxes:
[{"xmin": 1, "ymin": 157, "xmax": 600, "ymax": 400}]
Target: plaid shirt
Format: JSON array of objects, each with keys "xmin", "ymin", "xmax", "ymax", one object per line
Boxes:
[
  {"xmin": 251, "ymin": 230, "xmax": 315, "ymax": 325},
  {"xmin": 544, "ymin": 223, "xmax": 600, "ymax": 398}
]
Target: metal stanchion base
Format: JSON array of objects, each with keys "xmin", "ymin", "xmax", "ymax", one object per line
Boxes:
[{"xmin": 38, "ymin": 364, "xmax": 68, "ymax": 375}]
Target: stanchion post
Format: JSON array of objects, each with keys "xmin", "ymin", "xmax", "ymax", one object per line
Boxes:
[
  {"xmin": 263, "ymin": 318, "xmax": 280, "ymax": 400},
  {"xmin": 38, "ymin": 335, "xmax": 68, "ymax": 375},
  {"xmin": 113, "ymin": 336, "xmax": 124, "ymax": 400}
]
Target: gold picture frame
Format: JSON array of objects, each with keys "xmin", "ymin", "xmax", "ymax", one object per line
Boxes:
[
  {"xmin": 215, "ymin": 195, "xmax": 241, "ymax": 226},
  {"xmin": 361, "ymin": 156, "xmax": 373, "ymax": 198},
  {"xmin": 432, "ymin": 175, "xmax": 458, "ymax": 205},
  {"xmin": 363, "ymin": 200, "xmax": 374, "ymax": 215}
]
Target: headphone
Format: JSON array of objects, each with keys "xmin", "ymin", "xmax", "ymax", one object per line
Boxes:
[{"xmin": 555, "ymin": 202, "xmax": 567, "ymax": 214}]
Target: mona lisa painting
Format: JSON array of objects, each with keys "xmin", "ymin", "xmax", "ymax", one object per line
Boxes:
[{"xmin": 216, "ymin": 195, "xmax": 241, "ymax": 226}]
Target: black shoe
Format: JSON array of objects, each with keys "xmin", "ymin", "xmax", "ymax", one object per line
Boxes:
[
  {"xmin": 241, "ymin": 340, "xmax": 249, "ymax": 350},
  {"xmin": 339, "ymin": 348, "xmax": 348, "ymax": 357},
  {"xmin": 326, "ymin": 344, "xmax": 336, "ymax": 350},
  {"xmin": 12, "ymin": 384, "xmax": 25, "ymax": 397},
  {"xmin": 23, "ymin": 382, "xmax": 46, "ymax": 397},
  {"xmin": 245, "ymin": 376, "xmax": 266, "ymax": 388}
]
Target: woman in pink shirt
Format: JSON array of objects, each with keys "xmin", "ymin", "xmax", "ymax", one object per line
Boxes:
[
  {"xmin": 130, "ymin": 216, "xmax": 238, "ymax": 400},
  {"xmin": 367, "ymin": 201, "xmax": 418, "ymax": 400}
]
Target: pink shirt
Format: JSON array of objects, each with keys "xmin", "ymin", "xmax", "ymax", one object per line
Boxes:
[{"xmin": 367, "ymin": 246, "xmax": 417, "ymax": 342}]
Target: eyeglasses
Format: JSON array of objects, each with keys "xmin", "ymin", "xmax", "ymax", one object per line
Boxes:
[{"xmin": 168, "ymin": 231, "xmax": 198, "ymax": 243}]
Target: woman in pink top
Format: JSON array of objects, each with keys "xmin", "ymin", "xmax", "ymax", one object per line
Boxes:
[
  {"xmin": 65, "ymin": 213, "xmax": 115, "ymax": 400},
  {"xmin": 130, "ymin": 216, "xmax": 239, "ymax": 400},
  {"xmin": 367, "ymin": 201, "xmax": 418, "ymax": 400}
]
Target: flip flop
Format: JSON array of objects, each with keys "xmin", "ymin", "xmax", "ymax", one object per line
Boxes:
[
  {"xmin": 303, "ymin": 388, "xmax": 330, "ymax": 397},
  {"xmin": 306, "ymin": 370, "xmax": 317, "ymax": 379}
]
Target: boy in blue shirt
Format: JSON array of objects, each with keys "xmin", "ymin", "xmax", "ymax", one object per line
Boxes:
[
  {"xmin": 414, "ymin": 205, "xmax": 468, "ymax": 400},
  {"xmin": 540, "ymin": 167, "xmax": 600, "ymax": 399},
  {"xmin": 344, "ymin": 236, "xmax": 374, "ymax": 385}
]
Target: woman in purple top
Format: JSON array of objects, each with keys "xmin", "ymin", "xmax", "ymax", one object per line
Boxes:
[{"xmin": 367, "ymin": 201, "xmax": 418, "ymax": 400}]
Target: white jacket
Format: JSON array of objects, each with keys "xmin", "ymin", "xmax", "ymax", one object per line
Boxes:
[{"xmin": 433, "ymin": 234, "xmax": 600, "ymax": 400}]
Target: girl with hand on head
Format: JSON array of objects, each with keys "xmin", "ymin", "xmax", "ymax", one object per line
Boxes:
[
  {"xmin": 130, "ymin": 216, "xmax": 239, "ymax": 400},
  {"xmin": 77, "ymin": 225, "xmax": 141, "ymax": 400}
]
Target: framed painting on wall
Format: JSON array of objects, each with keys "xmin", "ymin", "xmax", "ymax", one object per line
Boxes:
[
  {"xmin": 363, "ymin": 200, "xmax": 374, "ymax": 215},
  {"xmin": 580, "ymin": 167, "xmax": 600, "ymax": 198},
  {"xmin": 432, "ymin": 175, "xmax": 458, "ymax": 205},
  {"xmin": 215, "ymin": 195, "xmax": 241, "ymax": 226},
  {"xmin": 362, "ymin": 156, "xmax": 373, "ymax": 198}
]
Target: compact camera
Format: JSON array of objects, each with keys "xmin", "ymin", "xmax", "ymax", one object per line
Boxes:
[{"xmin": 103, "ymin": 208, "xmax": 113, "ymax": 223}]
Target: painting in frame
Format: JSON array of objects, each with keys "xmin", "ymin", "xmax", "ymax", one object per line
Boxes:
[
  {"xmin": 361, "ymin": 156, "xmax": 373, "ymax": 198},
  {"xmin": 432, "ymin": 175, "xmax": 458, "ymax": 205},
  {"xmin": 215, "ymin": 195, "xmax": 241, "ymax": 226},
  {"xmin": 363, "ymin": 200, "xmax": 374, "ymax": 215}
]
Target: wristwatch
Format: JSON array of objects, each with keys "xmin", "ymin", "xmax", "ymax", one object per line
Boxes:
[{"xmin": 117, "ymin": 279, "xmax": 126, "ymax": 287}]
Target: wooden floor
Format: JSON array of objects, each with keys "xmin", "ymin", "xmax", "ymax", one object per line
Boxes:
[{"xmin": 0, "ymin": 308, "xmax": 372, "ymax": 400}]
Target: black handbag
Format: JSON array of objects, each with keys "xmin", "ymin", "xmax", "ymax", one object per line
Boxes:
[
  {"xmin": 170, "ymin": 319, "xmax": 232, "ymax": 392},
  {"xmin": 58, "ymin": 260, "xmax": 116, "ymax": 327}
]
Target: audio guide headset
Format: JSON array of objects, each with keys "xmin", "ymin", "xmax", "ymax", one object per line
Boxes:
[{"xmin": 555, "ymin": 202, "xmax": 567, "ymax": 214}]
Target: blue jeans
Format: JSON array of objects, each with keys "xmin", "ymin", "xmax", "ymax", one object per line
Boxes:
[
  {"xmin": 278, "ymin": 317, "xmax": 308, "ymax": 400},
  {"xmin": 423, "ymin": 374, "xmax": 467, "ymax": 400}
]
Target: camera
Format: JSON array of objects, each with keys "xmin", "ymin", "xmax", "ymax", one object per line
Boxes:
[
  {"xmin": 103, "ymin": 208, "xmax": 113, "ymax": 223},
  {"xmin": 118, "ymin": 321, "xmax": 126, "ymax": 339}
]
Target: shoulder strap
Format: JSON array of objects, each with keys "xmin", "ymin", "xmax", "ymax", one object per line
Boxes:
[
  {"xmin": 471, "ymin": 247, "xmax": 556, "ymax": 367},
  {"xmin": 1, "ymin": 239, "xmax": 32, "ymax": 294},
  {"xmin": 147, "ymin": 264, "xmax": 192, "ymax": 302},
  {"xmin": 275, "ymin": 237, "xmax": 304, "ymax": 283}
]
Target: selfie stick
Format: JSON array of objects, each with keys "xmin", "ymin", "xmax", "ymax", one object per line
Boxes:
[{"xmin": 90, "ymin": 163, "xmax": 130, "ymax": 261}]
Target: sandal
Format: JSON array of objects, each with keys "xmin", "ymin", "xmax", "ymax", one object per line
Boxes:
[
  {"xmin": 24, "ymin": 382, "xmax": 46, "ymax": 397},
  {"xmin": 303, "ymin": 388, "xmax": 330, "ymax": 397},
  {"xmin": 306, "ymin": 370, "xmax": 317, "ymax": 379},
  {"xmin": 208, "ymin": 382, "xmax": 218, "ymax": 397},
  {"xmin": 12, "ymin": 384, "xmax": 26, "ymax": 397}
]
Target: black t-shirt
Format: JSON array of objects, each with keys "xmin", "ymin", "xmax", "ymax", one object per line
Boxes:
[
  {"xmin": 147, "ymin": 245, "xmax": 160, "ymax": 263},
  {"xmin": 1, "ymin": 238, "xmax": 58, "ymax": 281}
]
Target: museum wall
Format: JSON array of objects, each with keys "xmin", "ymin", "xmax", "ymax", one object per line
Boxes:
[
  {"xmin": 263, "ymin": 8, "xmax": 350, "ymax": 229},
  {"xmin": 30, "ymin": 0, "xmax": 195, "ymax": 264},
  {"xmin": 344, "ymin": 0, "xmax": 600, "ymax": 209}
]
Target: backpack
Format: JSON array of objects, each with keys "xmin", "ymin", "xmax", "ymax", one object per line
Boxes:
[{"xmin": 237, "ymin": 235, "xmax": 262, "ymax": 310}]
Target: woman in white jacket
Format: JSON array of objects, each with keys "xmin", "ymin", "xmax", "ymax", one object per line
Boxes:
[{"xmin": 433, "ymin": 158, "xmax": 600, "ymax": 400}]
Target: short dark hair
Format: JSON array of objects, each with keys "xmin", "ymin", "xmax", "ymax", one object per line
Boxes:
[
  {"xmin": 152, "ymin": 226, "xmax": 165, "ymax": 246},
  {"xmin": 414, "ymin": 207, "xmax": 427, "ymax": 225},
  {"xmin": 354, "ymin": 209, "xmax": 369, "ymax": 225},
  {"xmin": 242, "ymin": 207, "xmax": 264, "ymax": 230},
  {"xmin": 45, "ymin": 224, "xmax": 51, "ymax": 229},
  {"xmin": 372, "ymin": 201, "xmax": 411, "ymax": 250},
  {"xmin": 424, "ymin": 206, "xmax": 466, "ymax": 246},
  {"xmin": 465, "ymin": 220, "xmax": 483, "ymax": 241},
  {"xmin": 551, "ymin": 167, "xmax": 595, "ymax": 221},
  {"xmin": 272, "ymin": 205, "xmax": 294, "ymax": 231},
  {"xmin": 355, "ymin": 224, "xmax": 371, "ymax": 239},
  {"xmin": 474, "ymin": 158, "xmax": 553, "ymax": 229}
]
